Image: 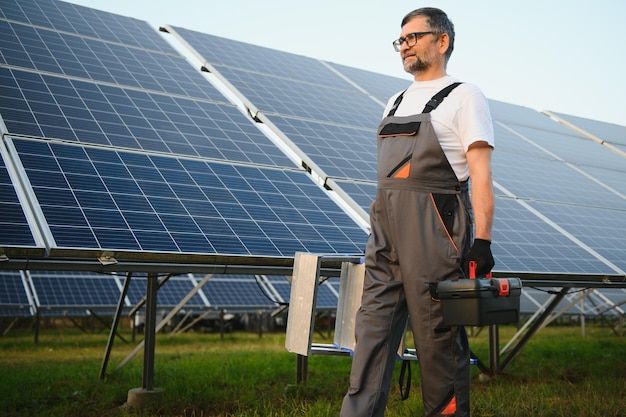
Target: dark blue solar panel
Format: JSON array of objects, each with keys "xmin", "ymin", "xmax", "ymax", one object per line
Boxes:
[
  {"xmin": 167, "ymin": 27, "xmax": 353, "ymax": 90},
  {"xmin": 527, "ymin": 202, "xmax": 626, "ymax": 274},
  {"xmin": 491, "ymin": 197, "xmax": 619, "ymax": 275},
  {"xmin": 212, "ymin": 67, "xmax": 382, "ymax": 126},
  {"xmin": 0, "ymin": 68, "xmax": 293, "ymax": 166},
  {"xmin": 0, "ymin": 20, "xmax": 223, "ymax": 101},
  {"xmin": 30, "ymin": 271, "xmax": 122, "ymax": 307},
  {"xmin": 125, "ymin": 275, "xmax": 206, "ymax": 307},
  {"xmin": 166, "ymin": 26, "xmax": 385, "ymax": 189},
  {"xmin": 0, "ymin": 0, "xmax": 173, "ymax": 54},
  {"xmin": 200, "ymin": 276, "xmax": 277, "ymax": 307},
  {"xmin": 316, "ymin": 279, "xmax": 340, "ymax": 309},
  {"xmin": 270, "ymin": 115, "xmax": 377, "ymax": 181},
  {"xmin": 11, "ymin": 138, "xmax": 366, "ymax": 259},
  {"xmin": 0, "ymin": 270, "xmax": 31, "ymax": 313},
  {"xmin": 3, "ymin": 0, "xmax": 623, "ymax": 282},
  {"xmin": 0, "ymin": 142, "xmax": 39, "ymax": 251},
  {"xmin": 327, "ymin": 179, "xmax": 376, "ymax": 215}
]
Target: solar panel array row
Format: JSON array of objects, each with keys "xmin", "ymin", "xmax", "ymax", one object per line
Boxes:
[
  {"xmin": 3, "ymin": 269, "xmax": 624, "ymax": 320},
  {"xmin": 0, "ymin": 270, "xmax": 342, "ymax": 317},
  {"xmin": 0, "ymin": 0, "xmax": 624, "ymax": 280}
]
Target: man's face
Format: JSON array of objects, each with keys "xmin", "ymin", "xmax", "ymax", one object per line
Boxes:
[{"xmin": 398, "ymin": 16, "xmax": 437, "ymax": 75}]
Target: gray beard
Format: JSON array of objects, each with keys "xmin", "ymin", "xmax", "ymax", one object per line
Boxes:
[{"xmin": 404, "ymin": 56, "xmax": 430, "ymax": 75}]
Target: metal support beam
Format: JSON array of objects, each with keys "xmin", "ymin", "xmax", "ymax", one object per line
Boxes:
[
  {"xmin": 499, "ymin": 287, "xmax": 569, "ymax": 372},
  {"xmin": 100, "ymin": 272, "xmax": 132, "ymax": 380}
]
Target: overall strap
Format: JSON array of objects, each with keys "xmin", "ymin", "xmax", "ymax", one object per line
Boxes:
[
  {"xmin": 421, "ymin": 82, "xmax": 462, "ymax": 113},
  {"xmin": 386, "ymin": 90, "xmax": 407, "ymax": 117},
  {"xmin": 385, "ymin": 82, "xmax": 463, "ymax": 117}
]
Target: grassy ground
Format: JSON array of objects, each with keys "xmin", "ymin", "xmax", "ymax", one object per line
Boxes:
[{"xmin": 0, "ymin": 322, "xmax": 624, "ymax": 416}]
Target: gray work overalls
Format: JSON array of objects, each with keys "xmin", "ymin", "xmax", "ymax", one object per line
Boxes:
[{"xmin": 341, "ymin": 83, "xmax": 472, "ymax": 417}]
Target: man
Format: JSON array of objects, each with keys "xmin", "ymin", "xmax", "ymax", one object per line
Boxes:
[{"xmin": 340, "ymin": 7, "xmax": 495, "ymax": 417}]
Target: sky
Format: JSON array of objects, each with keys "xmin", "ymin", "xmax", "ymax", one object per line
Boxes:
[{"xmin": 65, "ymin": 0, "xmax": 625, "ymax": 127}]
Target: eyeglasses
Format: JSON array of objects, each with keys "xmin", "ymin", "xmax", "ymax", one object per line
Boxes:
[{"xmin": 392, "ymin": 31, "xmax": 434, "ymax": 52}]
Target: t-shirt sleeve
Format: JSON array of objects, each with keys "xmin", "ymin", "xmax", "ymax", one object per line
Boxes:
[{"xmin": 456, "ymin": 86, "xmax": 495, "ymax": 152}]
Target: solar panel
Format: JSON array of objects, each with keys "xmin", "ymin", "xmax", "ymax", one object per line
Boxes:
[
  {"xmin": 490, "ymin": 197, "xmax": 617, "ymax": 275},
  {"xmin": 7, "ymin": 137, "xmax": 366, "ymax": 260},
  {"xmin": 269, "ymin": 115, "xmax": 377, "ymax": 182},
  {"xmin": 0, "ymin": 68, "xmax": 292, "ymax": 166},
  {"xmin": 528, "ymin": 202, "xmax": 626, "ymax": 274},
  {"xmin": 502, "ymin": 124, "xmax": 625, "ymax": 172},
  {"xmin": 326, "ymin": 62, "xmax": 411, "ymax": 102},
  {"xmin": 0, "ymin": 20, "xmax": 224, "ymax": 101},
  {"xmin": 0, "ymin": 140, "xmax": 43, "ymax": 256},
  {"xmin": 547, "ymin": 111, "xmax": 626, "ymax": 152},
  {"xmin": 0, "ymin": 0, "xmax": 173, "ymax": 54},
  {"xmin": 198, "ymin": 275, "xmax": 277, "ymax": 308},
  {"xmin": 493, "ymin": 154, "xmax": 626, "ymax": 210},
  {"xmin": 125, "ymin": 274, "xmax": 207, "ymax": 308},
  {"xmin": 0, "ymin": 270, "xmax": 32, "ymax": 316},
  {"xmin": 164, "ymin": 26, "xmax": 384, "ymax": 185},
  {"xmin": 163, "ymin": 27, "xmax": 353, "ymax": 90},
  {"xmin": 0, "ymin": 0, "xmax": 369, "ymax": 267},
  {"xmin": 29, "ymin": 270, "xmax": 122, "ymax": 308}
]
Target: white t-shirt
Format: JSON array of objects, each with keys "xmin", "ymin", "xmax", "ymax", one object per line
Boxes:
[{"xmin": 383, "ymin": 75, "xmax": 494, "ymax": 181}]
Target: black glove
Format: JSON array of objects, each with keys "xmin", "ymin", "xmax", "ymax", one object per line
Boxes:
[{"xmin": 465, "ymin": 238, "xmax": 495, "ymax": 277}]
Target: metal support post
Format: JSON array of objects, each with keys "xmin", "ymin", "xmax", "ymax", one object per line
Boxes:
[
  {"xmin": 488, "ymin": 325, "xmax": 499, "ymax": 373},
  {"xmin": 296, "ymin": 354, "xmax": 308, "ymax": 384},
  {"xmin": 142, "ymin": 272, "xmax": 159, "ymax": 390}
]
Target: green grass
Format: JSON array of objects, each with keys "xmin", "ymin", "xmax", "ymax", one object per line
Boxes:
[{"xmin": 0, "ymin": 323, "xmax": 625, "ymax": 416}]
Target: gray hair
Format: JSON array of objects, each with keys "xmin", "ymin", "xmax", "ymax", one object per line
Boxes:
[{"xmin": 401, "ymin": 7, "xmax": 455, "ymax": 62}]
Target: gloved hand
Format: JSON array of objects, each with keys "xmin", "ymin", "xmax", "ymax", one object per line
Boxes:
[{"xmin": 465, "ymin": 238, "xmax": 495, "ymax": 277}]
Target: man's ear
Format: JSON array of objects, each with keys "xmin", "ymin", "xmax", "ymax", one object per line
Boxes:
[{"xmin": 438, "ymin": 33, "xmax": 450, "ymax": 55}]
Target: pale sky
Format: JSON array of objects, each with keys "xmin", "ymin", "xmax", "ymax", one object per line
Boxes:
[{"xmin": 66, "ymin": 0, "xmax": 625, "ymax": 127}]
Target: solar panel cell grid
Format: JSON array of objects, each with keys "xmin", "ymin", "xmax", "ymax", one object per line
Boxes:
[
  {"xmin": 327, "ymin": 61, "xmax": 411, "ymax": 102},
  {"xmin": 125, "ymin": 276, "xmax": 206, "ymax": 306},
  {"xmin": 168, "ymin": 27, "xmax": 353, "ymax": 90},
  {"xmin": 493, "ymin": 156, "xmax": 626, "ymax": 210},
  {"xmin": 0, "ymin": 68, "xmax": 295, "ymax": 167},
  {"xmin": 529, "ymin": 202, "xmax": 626, "ymax": 274},
  {"xmin": 269, "ymin": 116, "xmax": 377, "ymax": 181},
  {"xmin": 30, "ymin": 271, "xmax": 122, "ymax": 307},
  {"xmin": 0, "ymin": 271, "xmax": 30, "ymax": 305},
  {"xmin": 550, "ymin": 111, "xmax": 626, "ymax": 148},
  {"xmin": 193, "ymin": 275, "xmax": 276, "ymax": 307},
  {"xmin": 1, "ymin": 0, "xmax": 174, "ymax": 54},
  {"xmin": 491, "ymin": 197, "xmax": 617, "ymax": 275},
  {"xmin": 0, "ymin": 147, "xmax": 38, "ymax": 249},
  {"xmin": 216, "ymin": 67, "xmax": 381, "ymax": 126},
  {"xmin": 508, "ymin": 125, "xmax": 626, "ymax": 172},
  {"xmin": 10, "ymin": 138, "xmax": 366, "ymax": 258}
]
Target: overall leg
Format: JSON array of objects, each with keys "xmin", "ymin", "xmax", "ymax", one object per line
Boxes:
[
  {"xmin": 398, "ymin": 191, "xmax": 471, "ymax": 416},
  {"xmin": 341, "ymin": 197, "xmax": 408, "ymax": 417},
  {"xmin": 408, "ymin": 290, "xmax": 470, "ymax": 417},
  {"xmin": 340, "ymin": 257, "xmax": 408, "ymax": 417}
]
